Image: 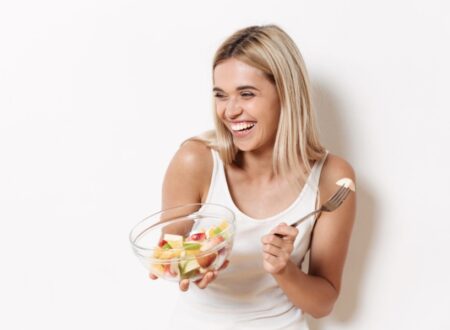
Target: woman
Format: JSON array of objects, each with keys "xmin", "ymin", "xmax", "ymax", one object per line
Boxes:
[{"xmin": 152, "ymin": 25, "xmax": 356, "ymax": 329}]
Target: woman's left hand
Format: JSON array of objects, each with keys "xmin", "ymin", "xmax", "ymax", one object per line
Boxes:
[{"xmin": 261, "ymin": 223, "xmax": 299, "ymax": 274}]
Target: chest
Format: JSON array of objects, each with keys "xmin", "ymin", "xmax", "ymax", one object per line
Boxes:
[{"xmin": 225, "ymin": 168, "xmax": 304, "ymax": 219}]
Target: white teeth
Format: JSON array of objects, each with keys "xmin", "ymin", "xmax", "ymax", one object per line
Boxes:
[{"xmin": 230, "ymin": 122, "xmax": 255, "ymax": 131}]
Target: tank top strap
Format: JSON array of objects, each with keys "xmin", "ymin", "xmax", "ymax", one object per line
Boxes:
[
  {"xmin": 203, "ymin": 148, "xmax": 220, "ymax": 203},
  {"xmin": 306, "ymin": 150, "xmax": 329, "ymax": 191},
  {"xmin": 303, "ymin": 150, "xmax": 329, "ymax": 212},
  {"xmin": 210, "ymin": 147, "xmax": 220, "ymax": 166}
]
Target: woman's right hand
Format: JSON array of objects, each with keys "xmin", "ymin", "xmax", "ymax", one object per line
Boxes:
[{"xmin": 149, "ymin": 260, "xmax": 229, "ymax": 291}]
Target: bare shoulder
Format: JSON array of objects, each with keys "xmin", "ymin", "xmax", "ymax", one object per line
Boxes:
[
  {"xmin": 318, "ymin": 153, "xmax": 356, "ymax": 200},
  {"xmin": 173, "ymin": 139, "xmax": 213, "ymax": 175},
  {"xmin": 162, "ymin": 139, "xmax": 213, "ymax": 208}
]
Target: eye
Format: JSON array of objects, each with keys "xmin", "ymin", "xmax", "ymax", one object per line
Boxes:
[
  {"xmin": 214, "ymin": 93, "xmax": 226, "ymax": 99},
  {"xmin": 241, "ymin": 91, "xmax": 255, "ymax": 98}
]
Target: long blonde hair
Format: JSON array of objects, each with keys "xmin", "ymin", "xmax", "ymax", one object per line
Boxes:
[{"xmin": 192, "ymin": 25, "xmax": 325, "ymax": 181}]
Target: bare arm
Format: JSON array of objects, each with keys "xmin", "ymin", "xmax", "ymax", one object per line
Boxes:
[
  {"xmin": 153, "ymin": 141, "xmax": 211, "ymax": 236},
  {"xmin": 150, "ymin": 140, "xmax": 225, "ymax": 290},
  {"xmin": 161, "ymin": 140, "xmax": 212, "ymax": 210},
  {"xmin": 261, "ymin": 154, "xmax": 356, "ymax": 318}
]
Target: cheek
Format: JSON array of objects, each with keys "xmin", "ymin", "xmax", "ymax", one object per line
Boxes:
[
  {"xmin": 214, "ymin": 100, "xmax": 223, "ymax": 115},
  {"xmin": 215, "ymin": 103, "xmax": 229, "ymax": 124},
  {"xmin": 269, "ymin": 102, "xmax": 281, "ymax": 125},
  {"xmin": 262, "ymin": 108, "xmax": 280, "ymax": 134},
  {"xmin": 215, "ymin": 104, "xmax": 224, "ymax": 119}
]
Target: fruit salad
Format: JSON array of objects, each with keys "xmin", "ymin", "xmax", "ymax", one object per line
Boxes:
[{"xmin": 150, "ymin": 219, "xmax": 231, "ymax": 280}]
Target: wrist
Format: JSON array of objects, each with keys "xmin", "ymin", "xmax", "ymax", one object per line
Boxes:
[{"xmin": 272, "ymin": 260, "xmax": 296, "ymax": 279}]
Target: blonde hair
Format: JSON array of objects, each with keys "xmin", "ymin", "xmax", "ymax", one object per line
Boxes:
[{"xmin": 191, "ymin": 25, "xmax": 325, "ymax": 181}]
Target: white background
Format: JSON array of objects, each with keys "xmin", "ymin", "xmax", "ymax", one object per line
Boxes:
[{"xmin": 1, "ymin": 0, "xmax": 449, "ymax": 329}]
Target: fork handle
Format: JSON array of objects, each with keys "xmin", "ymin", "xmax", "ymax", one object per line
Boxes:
[
  {"xmin": 274, "ymin": 209, "xmax": 322, "ymax": 238},
  {"xmin": 290, "ymin": 209, "xmax": 322, "ymax": 228}
]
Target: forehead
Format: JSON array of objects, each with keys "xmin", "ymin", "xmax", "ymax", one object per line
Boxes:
[{"xmin": 213, "ymin": 58, "xmax": 268, "ymax": 87}]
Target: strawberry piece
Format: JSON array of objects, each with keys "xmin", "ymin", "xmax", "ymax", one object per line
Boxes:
[
  {"xmin": 190, "ymin": 232, "xmax": 206, "ymax": 241},
  {"xmin": 158, "ymin": 239, "xmax": 171, "ymax": 250}
]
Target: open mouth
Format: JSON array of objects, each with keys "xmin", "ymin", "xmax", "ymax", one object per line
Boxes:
[{"xmin": 230, "ymin": 122, "xmax": 256, "ymax": 134}]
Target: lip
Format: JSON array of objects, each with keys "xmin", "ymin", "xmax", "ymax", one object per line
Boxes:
[{"xmin": 228, "ymin": 120, "xmax": 256, "ymax": 123}]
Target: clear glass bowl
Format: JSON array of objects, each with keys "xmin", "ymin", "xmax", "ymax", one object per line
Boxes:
[{"xmin": 129, "ymin": 203, "xmax": 235, "ymax": 282}]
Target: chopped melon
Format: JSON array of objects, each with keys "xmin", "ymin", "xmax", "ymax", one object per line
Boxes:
[
  {"xmin": 163, "ymin": 233, "xmax": 184, "ymax": 249},
  {"xmin": 183, "ymin": 242, "xmax": 201, "ymax": 250},
  {"xmin": 180, "ymin": 258, "xmax": 201, "ymax": 275}
]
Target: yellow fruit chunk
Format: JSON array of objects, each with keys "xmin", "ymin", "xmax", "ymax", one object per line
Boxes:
[
  {"xmin": 172, "ymin": 249, "xmax": 183, "ymax": 258},
  {"xmin": 185, "ymin": 249, "xmax": 201, "ymax": 257},
  {"xmin": 218, "ymin": 220, "xmax": 229, "ymax": 231},
  {"xmin": 158, "ymin": 250, "xmax": 173, "ymax": 259},
  {"xmin": 159, "ymin": 249, "xmax": 182, "ymax": 259},
  {"xmin": 153, "ymin": 247, "xmax": 163, "ymax": 258},
  {"xmin": 208, "ymin": 227, "xmax": 217, "ymax": 238}
]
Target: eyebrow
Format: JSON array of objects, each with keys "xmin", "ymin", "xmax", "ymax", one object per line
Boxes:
[{"xmin": 212, "ymin": 85, "xmax": 260, "ymax": 93}]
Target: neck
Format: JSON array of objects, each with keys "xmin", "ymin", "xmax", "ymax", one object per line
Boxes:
[{"xmin": 235, "ymin": 149, "xmax": 277, "ymax": 182}]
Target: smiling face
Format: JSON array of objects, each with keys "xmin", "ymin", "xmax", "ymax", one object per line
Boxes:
[{"xmin": 213, "ymin": 58, "xmax": 281, "ymax": 154}]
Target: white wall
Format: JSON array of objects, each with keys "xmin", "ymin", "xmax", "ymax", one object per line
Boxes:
[{"xmin": 1, "ymin": 1, "xmax": 449, "ymax": 329}]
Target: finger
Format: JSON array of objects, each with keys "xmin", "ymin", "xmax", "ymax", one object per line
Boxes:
[
  {"xmin": 263, "ymin": 243, "xmax": 281, "ymax": 257},
  {"xmin": 199, "ymin": 272, "xmax": 216, "ymax": 289},
  {"xmin": 179, "ymin": 279, "xmax": 190, "ymax": 292},
  {"xmin": 149, "ymin": 273, "xmax": 158, "ymax": 280},
  {"xmin": 263, "ymin": 252, "xmax": 278, "ymax": 264},
  {"xmin": 261, "ymin": 234, "xmax": 284, "ymax": 248},
  {"xmin": 218, "ymin": 259, "xmax": 229, "ymax": 271},
  {"xmin": 264, "ymin": 241, "xmax": 294, "ymax": 260},
  {"xmin": 263, "ymin": 251, "xmax": 290, "ymax": 267},
  {"xmin": 270, "ymin": 223, "xmax": 298, "ymax": 240},
  {"xmin": 194, "ymin": 272, "xmax": 215, "ymax": 289},
  {"xmin": 263, "ymin": 254, "xmax": 287, "ymax": 274}
]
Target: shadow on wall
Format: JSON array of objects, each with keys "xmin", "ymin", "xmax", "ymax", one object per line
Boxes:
[{"xmin": 307, "ymin": 80, "xmax": 377, "ymax": 329}]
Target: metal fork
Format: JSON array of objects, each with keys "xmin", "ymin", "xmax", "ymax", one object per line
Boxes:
[{"xmin": 275, "ymin": 185, "xmax": 352, "ymax": 237}]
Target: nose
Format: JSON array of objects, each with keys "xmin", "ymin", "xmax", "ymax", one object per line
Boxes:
[{"xmin": 225, "ymin": 98, "xmax": 243, "ymax": 119}]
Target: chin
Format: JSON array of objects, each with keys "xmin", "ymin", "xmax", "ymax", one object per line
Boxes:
[
  {"xmin": 232, "ymin": 140, "xmax": 253, "ymax": 152},
  {"xmin": 234, "ymin": 142, "xmax": 262, "ymax": 153}
]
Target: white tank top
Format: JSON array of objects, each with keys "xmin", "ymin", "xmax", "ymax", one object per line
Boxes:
[{"xmin": 168, "ymin": 149, "xmax": 328, "ymax": 330}]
